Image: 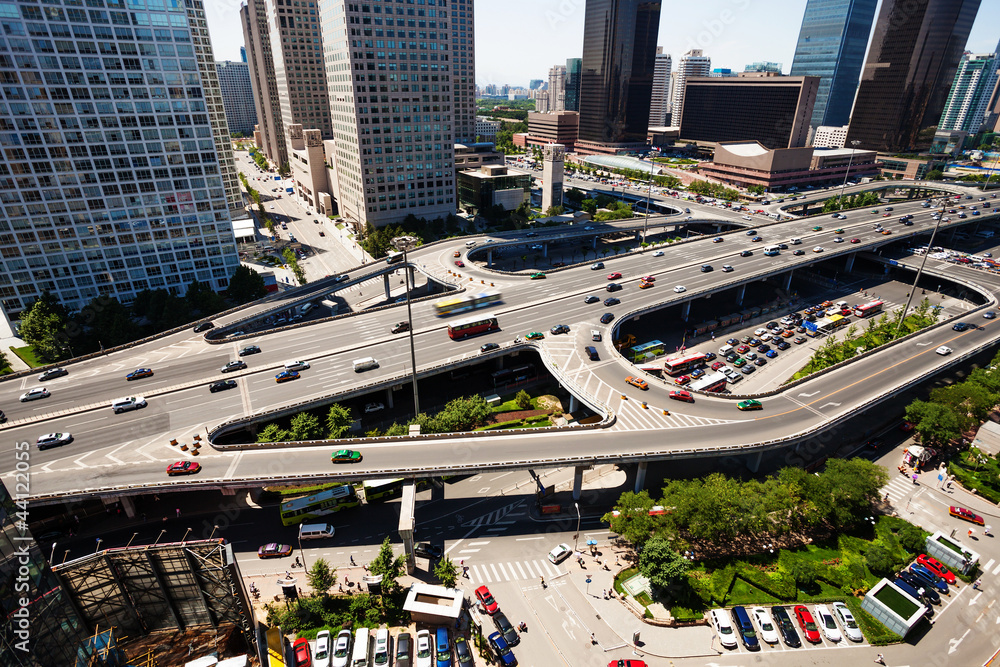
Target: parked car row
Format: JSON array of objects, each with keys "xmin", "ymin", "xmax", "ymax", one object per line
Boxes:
[{"xmin": 712, "ymin": 601, "xmax": 863, "ymax": 652}]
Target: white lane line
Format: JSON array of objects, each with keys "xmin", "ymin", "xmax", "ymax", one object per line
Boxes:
[{"xmin": 515, "ymin": 561, "xmax": 528, "ymax": 580}]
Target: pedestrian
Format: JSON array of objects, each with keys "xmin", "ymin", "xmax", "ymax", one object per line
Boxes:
[
  {"xmin": 986, "ymin": 525, "xmax": 992, "ymax": 537},
  {"xmin": 875, "ymin": 653, "xmax": 885, "ymax": 665},
  {"xmin": 912, "ymin": 474, "xmax": 918, "ymax": 485},
  {"xmin": 590, "ymin": 632, "xmax": 596, "ymax": 644},
  {"xmin": 350, "ymin": 555, "xmax": 355, "ymax": 565},
  {"xmin": 973, "ymin": 579, "xmax": 982, "ymax": 590},
  {"xmin": 883, "ymin": 493, "xmax": 890, "ymax": 502},
  {"xmin": 601, "ymin": 589, "xmax": 606, "ymax": 599}
]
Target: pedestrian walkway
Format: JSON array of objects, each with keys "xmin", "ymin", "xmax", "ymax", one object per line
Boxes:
[
  {"xmin": 0, "ymin": 336, "xmax": 29, "ymax": 372},
  {"xmin": 465, "ymin": 558, "xmax": 563, "ymax": 584}
]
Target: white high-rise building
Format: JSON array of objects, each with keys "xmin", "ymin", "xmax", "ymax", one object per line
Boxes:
[
  {"xmin": 812, "ymin": 125, "xmax": 850, "ymax": 148},
  {"xmin": 939, "ymin": 52, "xmax": 1000, "ymax": 133},
  {"xmin": 671, "ymin": 49, "xmax": 711, "ymax": 122},
  {"xmin": 0, "ymin": 0, "xmax": 242, "ymax": 316},
  {"xmin": 649, "ymin": 47, "xmax": 672, "ymax": 127},
  {"xmin": 548, "ymin": 65, "xmax": 567, "ymax": 112}
]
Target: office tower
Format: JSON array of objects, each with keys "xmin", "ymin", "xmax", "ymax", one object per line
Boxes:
[
  {"xmin": 679, "ymin": 76, "xmax": 820, "ymax": 149},
  {"xmin": 578, "ymin": 0, "xmax": 663, "ymax": 153},
  {"xmin": 813, "ymin": 125, "xmax": 850, "ymax": 148},
  {"xmin": 0, "ymin": 0, "xmax": 242, "ymax": 316},
  {"xmin": 548, "ymin": 65, "xmax": 567, "ymax": 112},
  {"xmin": 536, "ymin": 91, "xmax": 551, "ymax": 114},
  {"xmin": 542, "ymin": 144, "xmax": 566, "ymax": 211},
  {"xmin": 217, "ymin": 61, "xmax": 259, "ymax": 136},
  {"xmin": 565, "ymin": 58, "xmax": 583, "ymax": 112},
  {"xmin": 240, "ymin": 46, "xmax": 248, "ymax": 63},
  {"xmin": 671, "ymin": 49, "xmax": 711, "ymax": 121},
  {"xmin": 0, "ymin": 480, "xmax": 89, "ymax": 666},
  {"xmin": 649, "ymin": 47, "xmax": 672, "ymax": 127},
  {"xmin": 241, "ymin": 0, "xmax": 286, "ymax": 165},
  {"xmin": 846, "ymin": 0, "xmax": 982, "ymax": 152},
  {"xmin": 939, "ymin": 52, "xmax": 1000, "ymax": 133},
  {"xmin": 745, "ymin": 61, "xmax": 783, "ymax": 74},
  {"xmin": 530, "ymin": 79, "xmax": 545, "ymax": 90},
  {"xmin": 789, "ymin": 0, "xmax": 877, "ymax": 131},
  {"xmin": 451, "ymin": 0, "xmax": 476, "ymax": 143},
  {"xmin": 320, "ymin": 1, "xmax": 456, "ymax": 227}
]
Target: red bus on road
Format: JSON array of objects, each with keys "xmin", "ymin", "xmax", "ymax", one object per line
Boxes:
[
  {"xmin": 854, "ymin": 300, "xmax": 884, "ymax": 318},
  {"xmin": 447, "ymin": 314, "xmax": 499, "ymax": 340},
  {"xmin": 663, "ymin": 352, "xmax": 708, "ymax": 376}
]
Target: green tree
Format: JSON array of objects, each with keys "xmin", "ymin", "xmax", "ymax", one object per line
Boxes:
[
  {"xmin": 257, "ymin": 422, "xmax": 289, "ymax": 443},
  {"xmin": 638, "ymin": 535, "xmax": 691, "ymax": 592},
  {"xmin": 747, "ymin": 184, "xmax": 765, "ymax": 195},
  {"xmin": 326, "ymin": 403, "xmax": 353, "ymax": 439},
  {"xmin": 306, "ymin": 557, "xmax": 337, "ymax": 595},
  {"xmin": 925, "ymin": 169, "xmax": 944, "ymax": 181},
  {"xmin": 602, "ymin": 490, "xmax": 660, "ymax": 548},
  {"xmin": 781, "ymin": 554, "xmax": 817, "ymax": 587},
  {"xmin": 0, "ymin": 349, "xmax": 9, "ymax": 373},
  {"xmin": 227, "ymin": 265, "xmax": 268, "ymax": 304},
  {"xmin": 288, "ymin": 412, "xmax": 323, "ymax": 441},
  {"xmin": 515, "ymin": 390, "xmax": 532, "ymax": 410},
  {"xmin": 18, "ymin": 291, "xmax": 70, "ymax": 361},
  {"xmin": 581, "ymin": 199, "xmax": 598, "ymax": 215},
  {"xmin": 864, "ymin": 544, "xmax": 896, "ymax": 575},
  {"xmin": 812, "ymin": 459, "xmax": 888, "ymax": 528},
  {"xmin": 905, "ymin": 399, "xmax": 961, "ymax": 445},
  {"xmin": 369, "ymin": 536, "xmax": 406, "ymax": 591},
  {"xmin": 427, "ymin": 395, "xmax": 492, "ymax": 432},
  {"xmin": 544, "ymin": 205, "xmax": 564, "ymax": 217},
  {"xmin": 185, "ymin": 279, "xmax": 225, "ymax": 315},
  {"xmin": 929, "ymin": 383, "xmax": 997, "ymax": 432},
  {"xmin": 434, "ymin": 557, "xmax": 459, "ymax": 588}
]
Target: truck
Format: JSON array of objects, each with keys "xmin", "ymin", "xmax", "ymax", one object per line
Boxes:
[{"xmin": 321, "ymin": 298, "xmax": 339, "ymax": 314}]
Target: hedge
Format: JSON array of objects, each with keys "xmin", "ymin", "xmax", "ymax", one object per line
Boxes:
[
  {"xmin": 734, "ymin": 561, "xmax": 797, "ymax": 600},
  {"xmin": 843, "ymin": 597, "xmax": 902, "ymax": 646},
  {"xmin": 949, "ymin": 463, "xmax": 1000, "ymax": 505}
]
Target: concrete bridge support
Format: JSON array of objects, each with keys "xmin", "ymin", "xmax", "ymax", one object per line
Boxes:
[
  {"xmin": 385, "ymin": 387, "xmax": 394, "ymax": 409},
  {"xmin": 568, "ymin": 394, "xmax": 579, "ymax": 413},
  {"xmin": 844, "ymin": 253, "xmax": 855, "ymax": 274},
  {"xmin": 592, "ymin": 237, "xmax": 598, "ymax": 250},
  {"xmin": 784, "ymin": 271, "xmax": 793, "ymax": 292},
  {"xmin": 106, "ymin": 495, "xmax": 137, "ymax": 518},
  {"xmin": 487, "ymin": 249, "xmax": 493, "ymax": 268},
  {"xmin": 736, "ymin": 283, "xmax": 746, "ymax": 306},
  {"xmin": 681, "ymin": 300, "xmax": 691, "ymax": 321},
  {"xmin": 572, "ymin": 466, "xmax": 585, "ymax": 501},
  {"xmin": 634, "ymin": 462, "xmax": 648, "ymax": 493},
  {"xmin": 542, "ymin": 245, "xmax": 548, "ymax": 258},
  {"xmin": 747, "ymin": 451, "xmax": 763, "ymax": 474},
  {"xmin": 383, "ymin": 273, "xmax": 392, "ymax": 299}
]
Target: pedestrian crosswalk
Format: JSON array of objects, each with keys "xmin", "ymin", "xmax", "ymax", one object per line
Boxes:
[
  {"xmin": 464, "ymin": 558, "xmax": 565, "ymax": 584},
  {"xmin": 881, "ymin": 474, "xmax": 921, "ymax": 504}
]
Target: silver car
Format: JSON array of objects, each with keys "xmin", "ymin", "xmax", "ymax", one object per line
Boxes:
[{"xmin": 20, "ymin": 387, "xmax": 50, "ymax": 402}]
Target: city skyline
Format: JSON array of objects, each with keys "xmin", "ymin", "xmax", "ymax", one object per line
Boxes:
[{"xmin": 206, "ymin": 1, "xmax": 1000, "ymax": 88}]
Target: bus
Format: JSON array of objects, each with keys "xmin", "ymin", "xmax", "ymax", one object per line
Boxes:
[
  {"xmin": 362, "ymin": 478, "xmax": 431, "ymax": 503},
  {"xmin": 447, "ymin": 313, "xmax": 499, "ymax": 340},
  {"xmin": 854, "ymin": 300, "xmax": 884, "ymax": 318},
  {"xmin": 385, "ymin": 251, "xmax": 404, "ymax": 264},
  {"xmin": 279, "ymin": 484, "xmax": 361, "ymax": 526},
  {"xmin": 688, "ymin": 371, "xmax": 727, "ymax": 393},
  {"xmin": 433, "ymin": 290, "xmax": 502, "ymax": 316},
  {"xmin": 663, "ymin": 352, "xmax": 708, "ymax": 377},
  {"xmin": 817, "ymin": 314, "xmax": 850, "ymax": 334},
  {"xmin": 491, "ymin": 364, "xmax": 536, "ymax": 388}
]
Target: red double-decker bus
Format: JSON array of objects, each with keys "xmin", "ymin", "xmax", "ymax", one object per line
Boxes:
[
  {"xmin": 853, "ymin": 300, "xmax": 884, "ymax": 318},
  {"xmin": 663, "ymin": 352, "xmax": 708, "ymax": 376},
  {"xmin": 447, "ymin": 313, "xmax": 499, "ymax": 339}
]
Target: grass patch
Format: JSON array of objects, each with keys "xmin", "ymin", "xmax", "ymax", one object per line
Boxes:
[
  {"xmin": 634, "ymin": 591, "xmax": 654, "ymax": 607},
  {"xmin": 726, "ymin": 577, "xmax": 781, "ymax": 606},
  {"xmin": 613, "ymin": 568, "xmax": 639, "ymax": 596},
  {"xmin": 10, "ymin": 345, "xmax": 44, "ymax": 368},
  {"xmin": 872, "ymin": 584, "xmax": 921, "ymax": 619},
  {"xmin": 797, "ymin": 580, "xmax": 846, "ymax": 602}
]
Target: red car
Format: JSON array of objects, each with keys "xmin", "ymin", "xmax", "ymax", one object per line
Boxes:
[
  {"xmin": 292, "ymin": 637, "xmax": 312, "ymax": 667},
  {"xmin": 850, "ymin": 238, "xmax": 861, "ymax": 243},
  {"xmin": 669, "ymin": 390, "xmax": 694, "ymax": 402},
  {"xmin": 608, "ymin": 661, "xmax": 646, "ymax": 667},
  {"xmin": 166, "ymin": 461, "xmax": 201, "ymax": 476},
  {"xmin": 736, "ymin": 344, "xmax": 750, "ymax": 353},
  {"xmin": 916, "ymin": 554, "xmax": 956, "ymax": 585},
  {"xmin": 455, "ymin": 260, "xmax": 465, "ymax": 267},
  {"xmin": 793, "ymin": 605, "xmax": 821, "ymax": 643},
  {"xmin": 675, "ymin": 375, "xmax": 691, "ymax": 385},
  {"xmin": 711, "ymin": 361, "xmax": 725, "ymax": 370},
  {"xmin": 949, "ymin": 506, "xmax": 984, "ymax": 525},
  {"xmin": 475, "ymin": 585, "xmax": 499, "ymax": 614},
  {"xmin": 640, "ymin": 275, "xmax": 655, "ymax": 282},
  {"xmin": 607, "ymin": 272, "xmax": 622, "ymax": 280}
]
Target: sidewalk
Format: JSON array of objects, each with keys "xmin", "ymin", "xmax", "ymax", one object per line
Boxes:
[{"xmin": 0, "ymin": 335, "xmax": 29, "ymax": 372}]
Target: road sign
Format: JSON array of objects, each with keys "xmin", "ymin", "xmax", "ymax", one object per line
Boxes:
[{"xmin": 889, "ymin": 259, "xmax": 898, "ymax": 266}]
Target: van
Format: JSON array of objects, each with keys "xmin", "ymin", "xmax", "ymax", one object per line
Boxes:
[
  {"xmin": 763, "ymin": 246, "xmax": 780, "ymax": 256},
  {"xmin": 434, "ymin": 628, "xmax": 451, "ymax": 667},
  {"xmin": 790, "ymin": 238, "xmax": 801, "ymax": 245},
  {"xmin": 836, "ymin": 300, "xmax": 849, "ymax": 310},
  {"xmin": 591, "ymin": 330, "xmax": 602, "ymax": 342},
  {"xmin": 730, "ymin": 606, "xmax": 760, "ymax": 651},
  {"xmin": 394, "ymin": 632, "xmax": 411, "ymax": 667},
  {"xmin": 718, "ymin": 344, "xmax": 734, "ymax": 357},
  {"xmin": 299, "ymin": 523, "xmax": 336, "ymax": 540},
  {"xmin": 585, "ymin": 346, "xmax": 599, "ymax": 361},
  {"xmin": 710, "ymin": 609, "xmax": 738, "ymax": 649},
  {"xmin": 353, "ymin": 357, "xmax": 378, "ymax": 372},
  {"xmin": 372, "ymin": 628, "xmax": 389, "ymax": 666},
  {"xmin": 351, "ymin": 628, "xmax": 370, "ymax": 667},
  {"xmin": 299, "ymin": 302, "xmax": 316, "ymax": 316},
  {"xmin": 465, "ymin": 239, "xmax": 478, "ymax": 248}
]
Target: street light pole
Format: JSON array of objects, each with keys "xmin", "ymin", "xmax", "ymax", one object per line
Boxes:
[
  {"xmin": 895, "ymin": 199, "xmax": 946, "ymax": 337},
  {"xmin": 838, "ymin": 140, "xmax": 861, "ymax": 211},
  {"xmin": 573, "ymin": 502, "xmax": 581, "ymax": 552},
  {"xmin": 392, "ymin": 235, "xmax": 421, "ymax": 417},
  {"xmin": 643, "ymin": 152, "xmax": 654, "ymax": 249}
]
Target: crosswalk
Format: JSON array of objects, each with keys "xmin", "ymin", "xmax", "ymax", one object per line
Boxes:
[
  {"xmin": 462, "ymin": 558, "xmax": 565, "ymax": 584},
  {"xmin": 881, "ymin": 474, "xmax": 923, "ymax": 505}
]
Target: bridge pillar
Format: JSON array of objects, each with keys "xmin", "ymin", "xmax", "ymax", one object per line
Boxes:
[
  {"xmin": 747, "ymin": 451, "xmax": 763, "ymax": 474},
  {"xmin": 592, "ymin": 236, "xmax": 598, "ymax": 250},
  {"xmin": 408, "ymin": 266, "xmax": 416, "ymax": 288},
  {"xmin": 572, "ymin": 466, "xmax": 585, "ymax": 501},
  {"xmin": 487, "ymin": 249, "xmax": 493, "ymax": 268},
  {"xmin": 542, "ymin": 245, "xmax": 548, "ymax": 258},
  {"xmin": 736, "ymin": 283, "xmax": 746, "ymax": 306},
  {"xmin": 681, "ymin": 300, "xmax": 691, "ymax": 321},
  {"xmin": 383, "ymin": 273, "xmax": 391, "ymax": 299},
  {"xmin": 844, "ymin": 253, "xmax": 855, "ymax": 274},
  {"xmin": 634, "ymin": 462, "xmax": 648, "ymax": 493},
  {"xmin": 385, "ymin": 387, "xmax": 394, "ymax": 409},
  {"xmin": 568, "ymin": 394, "xmax": 579, "ymax": 412},
  {"xmin": 104, "ymin": 495, "xmax": 136, "ymax": 518},
  {"xmin": 784, "ymin": 271, "xmax": 793, "ymax": 291}
]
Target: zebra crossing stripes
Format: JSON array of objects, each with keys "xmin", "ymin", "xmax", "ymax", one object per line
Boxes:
[
  {"xmin": 468, "ymin": 558, "xmax": 563, "ymax": 584},
  {"xmin": 880, "ymin": 475, "xmax": 922, "ymax": 504}
]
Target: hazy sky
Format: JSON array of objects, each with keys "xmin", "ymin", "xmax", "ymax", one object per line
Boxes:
[{"xmin": 207, "ymin": 0, "xmax": 1000, "ymax": 87}]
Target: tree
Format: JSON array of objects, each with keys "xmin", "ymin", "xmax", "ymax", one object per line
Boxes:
[
  {"xmin": 581, "ymin": 199, "xmax": 598, "ymax": 215},
  {"xmin": 929, "ymin": 383, "xmax": 997, "ymax": 432},
  {"xmin": 864, "ymin": 544, "xmax": 896, "ymax": 575},
  {"xmin": 638, "ymin": 535, "xmax": 691, "ymax": 592},
  {"xmin": 905, "ymin": 399, "xmax": 961, "ymax": 445},
  {"xmin": 288, "ymin": 412, "xmax": 323, "ymax": 441},
  {"xmin": 369, "ymin": 536, "xmax": 405, "ymax": 591},
  {"xmin": 747, "ymin": 184, "xmax": 765, "ymax": 195},
  {"xmin": 18, "ymin": 291, "xmax": 70, "ymax": 361},
  {"xmin": 812, "ymin": 458, "xmax": 888, "ymax": 528},
  {"xmin": 515, "ymin": 390, "xmax": 532, "ymax": 410},
  {"xmin": 544, "ymin": 205, "xmax": 564, "ymax": 217},
  {"xmin": 227, "ymin": 265, "xmax": 268, "ymax": 304},
  {"xmin": 925, "ymin": 169, "xmax": 944, "ymax": 181},
  {"xmin": 257, "ymin": 422, "xmax": 289, "ymax": 443},
  {"xmin": 0, "ymin": 349, "xmax": 9, "ymax": 373},
  {"xmin": 781, "ymin": 554, "xmax": 817, "ymax": 587},
  {"xmin": 306, "ymin": 557, "xmax": 337, "ymax": 595},
  {"xmin": 326, "ymin": 403, "xmax": 353, "ymax": 439},
  {"xmin": 435, "ymin": 557, "xmax": 460, "ymax": 588},
  {"xmin": 602, "ymin": 490, "xmax": 660, "ymax": 548}
]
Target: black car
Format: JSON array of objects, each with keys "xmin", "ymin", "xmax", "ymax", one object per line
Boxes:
[
  {"xmin": 606, "ymin": 282, "xmax": 622, "ymax": 292},
  {"xmin": 754, "ymin": 357, "xmax": 767, "ymax": 366},
  {"xmin": 757, "ymin": 344, "xmax": 771, "ymax": 353},
  {"xmin": 39, "ymin": 367, "xmax": 68, "ymax": 381},
  {"xmin": 897, "ymin": 571, "xmax": 940, "ymax": 604},
  {"xmin": 525, "ymin": 231, "xmax": 538, "ymax": 238},
  {"xmin": 600, "ymin": 312, "xmax": 615, "ymax": 323},
  {"xmin": 238, "ymin": 345, "xmax": 261, "ymax": 356},
  {"xmin": 792, "ymin": 249, "xmax": 805, "ymax": 255},
  {"xmin": 550, "ymin": 324, "xmax": 570, "ymax": 335},
  {"xmin": 776, "ymin": 341, "xmax": 790, "ymax": 350},
  {"xmin": 771, "ymin": 606, "xmax": 801, "ymax": 648},
  {"xmin": 584, "ymin": 295, "xmax": 600, "ymax": 304},
  {"xmin": 778, "ymin": 243, "xmax": 788, "ymax": 250},
  {"xmin": 193, "ymin": 321, "xmax": 214, "ymax": 333},
  {"xmin": 209, "ymin": 380, "xmax": 237, "ymax": 393},
  {"xmin": 492, "ymin": 612, "xmax": 520, "ymax": 646},
  {"xmin": 480, "ymin": 342, "xmax": 500, "ymax": 353},
  {"xmin": 725, "ymin": 352, "xmax": 739, "ymax": 363},
  {"xmin": 414, "ymin": 542, "xmax": 443, "ymax": 559},
  {"xmin": 740, "ymin": 250, "xmax": 753, "ymax": 257},
  {"xmin": 701, "ymin": 264, "xmax": 713, "ymax": 272},
  {"xmin": 0, "ymin": 409, "xmax": 4, "ymax": 423},
  {"xmin": 603, "ymin": 296, "xmax": 620, "ymax": 306},
  {"xmin": 952, "ymin": 322, "xmax": 972, "ymax": 331},
  {"xmin": 391, "ymin": 321, "xmax": 410, "ymax": 334},
  {"xmin": 745, "ymin": 229, "xmax": 757, "ymax": 236}
]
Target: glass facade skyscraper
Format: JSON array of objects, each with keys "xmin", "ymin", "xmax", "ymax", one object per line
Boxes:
[
  {"xmin": 564, "ymin": 58, "xmax": 582, "ymax": 112},
  {"xmin": 789, "ymin": 0, "xmax": 877, "ymax": 131}
]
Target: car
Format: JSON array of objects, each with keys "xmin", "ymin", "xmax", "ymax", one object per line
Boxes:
[
  {"xmin": 606, "ymin": 283, "xmax": 622, "ymax": 292},
  {"xmin": 736, "ymin": 344, "xmax": 750, "ymax": 353},
  {"xmin": 548, "ymin": 543, "xmax": 572, "ymax": 564},
  {"xmin": 673, "ymin": 285, "xmax": 686, "ymax": 293},
  {"xmin": 751, "ymin": 607, "xmax": 779, "ymax": 645},
  {"xmin": 257, "ymin": 542, "xmax": 293, "ymax": 559},
  {"xmin": 392, "ymin": 321, "xmax": 410, "ymax": 334},
  {"xmin": 733, "ymin": 358, "xmax": 747, "ymax": 368},
  {"xmin": 738, "ymin": 399, "xmax": 762, "ymax": 411},
  {"xmin": 607, "ymin": 662, "xmax": 646, "ymax": 667},
  {"xmin": 415, "ymin": 630, "xmax": 433, "ymax": 667},
  {"xmin": 831, "ymin": 602, "xmax": 863, "ymax": 642},
  {"xmin": 871, "ymin": 209, "xmax": 880, "ymax": 214},
  {"xmin": 794, "ymin": 336, "xmax": 806, "ymax": 344},
  {"xmin": 480, "ymin": 342, "xmax": 500, "ymax": 353},
  {"xmin": 454, "ymin": 260, "xmax": 465, "ymax": 267},
  {"xmin": 334, "ymin": 274, "xmax": 350, "ymax": 283},
  {"xmin": 126, "ymin": 368, "xmax": 153, "ymax": 381},
  {"xmin": 525, "ymin": 231, "xmax": 538, "ymax": 238},
  {"xmin": 792, "ymin": 249, "xmax": 805, "ymax": 255},
  {"xmin": 812, "ymin": 246, "xmax": 824, "ymax": 253},
  {"xmin": 275, "ymin": 370, "xmax": 300, "ymax": 383},
  {"xmin": 676, "ymin": 374, "xmax": 692, "ymax": 385},
  {"xmin": 668, "ymin": 390, "xmax": 694, "ymax": 403},
  {"xmin": 625, "ymin": 376, "xmax": 649, "ymax": 390},
  {"xmin": 794, "ymin": 605, "xmax": 821, "ymax": 643},
  {"xmin": 293, "ymin": 637, "xmax": 312, "ymax": 667},
  {"xmin": 754, "ymin": 358, "xmax": 767, "ymax": 366},
  {"xmin": 740, "ymin": 250, "xmax": 753, "ymax": 257},
  {"xmin": 690, "ymin": 368, "xmax": 706, "ymax": 379},
  {"xmin": 529, "ymin": 271, "xmax": 545, "ymax": 279},
  {"xmin": 711, "ymin": 361, "xmax": 725, "ymax": 371},
  {"xmin": 935, "ymin": 346, "xmax": 952, "ymax": 355},
  {"xmin": 493, "ymin": 612, "xmax": 519, "ymax": 647},
  {"xmin": 833, "ymin": 237, "xmax": 844, "ymax": 243},
  {"xmin": 741, "ymin": 365, "xmax": 756, "ymax": 374},
  {"xmin": 524, "ymin": 331, "xmax": 544, "ymax": 340},
  {"xmin": 364, "ymin": 402, "xmax": 384, "ymax": 414},
  {"xmin": 584, "ymin": 295, "xmax": 600, "ymax": 304},
  {"xmin": 550, "ymin": 324, "xmax": 570, "ymax": 335},
  {"xmin": 730, "ymin": 606, "xmax": 760, "ymax": 651},
  {"xmin": 413, "ymin": 542, "xmax": 443, "ymax": 560},
  {"xmin": 722, "ymin": 264, "xmax": 734, "ymax": 272},
  {"xmin": 454, "ymin": 637, "xmax": 472, "ymax": 667},
  {"xmin": 916, "ymin": 554, "xmax": 956, "ymax": 585},
  {"xmin": 814, "ymin": 605, "xmax": 841, "ymax": 642},
  {"xmin": 20, "ymin": 387, "xmax": 51, "ymax": 402},
  {"xmin": 530, "ymin": 244, "xmax": 544, "ymax": 251},
  {"xmin": 39, "ymin": 367, "xmax": 68, "ymax": 381},
  {"xmin": 331, "ymin": 630, "xmax": 351, "ymax": 667},
  {"xmin": 897, "ymin": 571, "xmax": 940, "ymax": 605},
  {"xmin": 166, "ymin": 460, "xmax": 202, "ymax": 476},
  {"xmin": 607, "ymin": 272, "xmax": 622, "ymax": 280},
  {"xmin": 710, "ymin": 609, "xmax": 738, "ymax": 649},
  {"xmin": 881, "ymin": 229, "xmax": 892, "ymax": 234},
  {"xmin": 331, "ymin": 449, "xmax": 362, "ymax": 463},
  {"xmin": 591, "ymin": 262, "xmax": 605, "ymax": 270},
  {"xmin": 745, "ymin": 351, "xmax": 758, "ymax": 361},
  {"xmin": 476, "ymin": 585, "xmax": 499, "ymax": 614},
  {"xmin": 210, "ymin": 380, "xmax": 237, "ymax": 393},
  {"xmin": 700, "ymin": 264, "xmax": 713, "ymax": 273},
  {"xmin": 766, "ymin": 349, "xmax": 779, "ymax": 359},
  {"xmin": 953, "ymin": 322, "xmax": 972, "ymax": 331},
  {"xmin": 238, "ymin": 345, "xmax": 261, "ymax": 356},
  {"xmin": 487, "ymin": 632, "xmax": 516, "ymax": 666},
  {"xmin": 909, "ymin": 564, "xmax": 949, "ymax": 593},
  {"xmin": 36, "ymin": 432, "xmax": 73, "ymax": 449},
  {"xmin": 985, "ymin": 311, "xmax": 996, "ymax": 319},
  {"xmin": 745, "ymin": 229, "xmax": 757, "ymax": 236},
  {"xmin": 111, "ymin": 396, "xmax": 146, "ymax": 413},
  {"xmin": 771, "ymin": 606, "xmax": 801, "ymax": 648},
  {"xmin": 221, "ymin": 360, "xmax": 247, "ymax": 373}
]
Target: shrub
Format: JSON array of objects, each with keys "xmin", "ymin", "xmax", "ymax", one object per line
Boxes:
[
  {"xmin": 515, "ymin": 390, "xmax": 532, "ymax": 410},
  {"xmin": 735, "ymin": 561, "xmax": 796, "ymax": 600},
  {"xmin": 843, "ymin": 597, "xmax": 902, "ymax": 646}
]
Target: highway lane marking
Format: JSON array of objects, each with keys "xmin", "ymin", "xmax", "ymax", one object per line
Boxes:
[
  {"xmin": 516, "ymin": 536, "xmax": 544, "ymax": 541},
  {"xmin": 223, "ymin": 452, "xmax": 244, "ymax": 479}
]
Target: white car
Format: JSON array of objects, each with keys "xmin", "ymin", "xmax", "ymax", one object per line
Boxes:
[
  {"xmin": 722, "ymin": 265, "xmax": 734, "ymax": 272},
  {"xmin": 935, "ymin": 346, "xmax": 952, "ymax": 355},
  {"xmin": 831, "ymin": 602, "xmax": 863, "ymax": 642},
  {"xmin": 111, "ymin": 396, "xmax": 147, "ymax": 414},
  {"xmin": 673, "ymin": 285, "xmax": 686, "ymax": 293},
  {"xmin": 36, "ymin": 432, "xmax": 72, "ymax": 449},
  {"xmin": 20, "ymin": 387, "xmax": 51, "ymax": 402},
  {"xmin": 364, "ymin": 402, "xmax": 385, "ymax": 414},
  {"xmin": 314, "ymin": 630, "xmax": 332, "ymax": 667},
  {"xmin": 284, "ymin": 360, "xmax": 311, "ymax": 371},
  {"xmin": 812, "ymin": 246, "xmax": 824, "ymax": 253},
  {"xmin": 814, "ymin": 604, "xmax": 842, "ymax": 642},
  {"xmin": 652, "ymin": 250, "xmax": 664, "ymax": 257},
  {"xmin": 331, "ymin": 629, "xmax": 352, "ymax": 667},
  {"xmin": 548, "ymin": 542, "xmax": 572, "ymax": 564},
  {"xmin": 415, "ymin": 629, "xmax": 433, "ymax": 667},
  {"xmin": 754, "ymin": 328, "xmax": 767, "ymax": 336},
  {"xmin": 710, "ymin": 609, "xmax": 738, "ymax": 649},
  {"xmin": 751, "ymin": 606, "xmax": 780, "ymax": 644},
  {"xmin": 221, "ymin": 360, "xmax": 247, "ymax": 373}
]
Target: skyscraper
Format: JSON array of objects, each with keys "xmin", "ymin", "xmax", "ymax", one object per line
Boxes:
[
  {"xmin": 939, "ymin": 52, "xmax": 1000, "ymax": 133},
  {"xmin": 649, "ymin": 47, "xmax": 672, "ymax": 127},
  {"xmin": 0, "ymin": 0, "xmax": 242, "ymax": 316},
  {"xmin": 217, "ymin": 61, "xmax": 259, "ymax": 137},
  {"xmin": 529, "ymin": 79, "xmax": 545, "ymax": 90},
  {"xmin": 241, "ymin": 0, "xmax": 286, "ymax": 165},
  {"xmin": 845, "ymin": 0, "xmax": 982, "ymax": 152},
  {"xmin": 320, "ymin": 0, "xmax": 456, "ymax": 227},
  {"xmin": 577, "ymin": 0, "xmax": 663, "ymax": 153},
  {"xmin": 548, "ymin": 65, "xmax": 567, "ymax": 112},
  {"xmin": 240, "ymin": 46, "xmax": 248, "ymax": 63},
  {"xmin": 451, "ymin": 0, "xmax": 477, "ymax": 144},
  {"xmin": 789, "ymin": 0, "xmax": 877, "ymax": 131},
  {"xmin": 565, "ymin": 58, "xmax": 583, "ymax": 112},
  {"xmin": 671, "ymin": 49, "xmax": 711, "ymax": 122}
]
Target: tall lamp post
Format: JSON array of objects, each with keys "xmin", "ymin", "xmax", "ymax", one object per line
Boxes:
[
  {"xmin": 895, "ymin": 199, "xmax": 947, "ymax": 336},
  {"xmin": 392, "ymin": 235, "xmax": 421, "ymax": 416},
  {"xmin": 642, "ymin": 151, "xmax": 655, "ymax": 248},
  {"xmin": 838, "ymin": 140, "xmax": 861, "ymax": 211},
  {"xmin": 573, "ymin": 502, "xmax": 581, "ymax": 552}
]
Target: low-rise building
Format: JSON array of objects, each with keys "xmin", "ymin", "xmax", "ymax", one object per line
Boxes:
[
  {"xmin": 524, "ymin": 111, "xmax": 579, "ymax": 151},
  {"xmin": 287, "ymin": 124, "xmax": 333, "ymax": 215},
  {"xmin": 876, "ymin": 154, "xmax": 947, "ymax": 180},
  {"xmin": 475, "ymin": 116, "xmax": 502, "ymax": 141},
  {"xmin": 458, "ymin": 165, "xmax": 532, "ymax": 213},
  {"xmin": 698, "ymin": 141, "xmax": 879, "ymax": 190},
  {"xmin": 812, "ymin": 125, "xmax": 849, "ymax": 148},
  {"xmin": 454, "ymin": 143, "xmax": 505, "ymax": 176}
]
